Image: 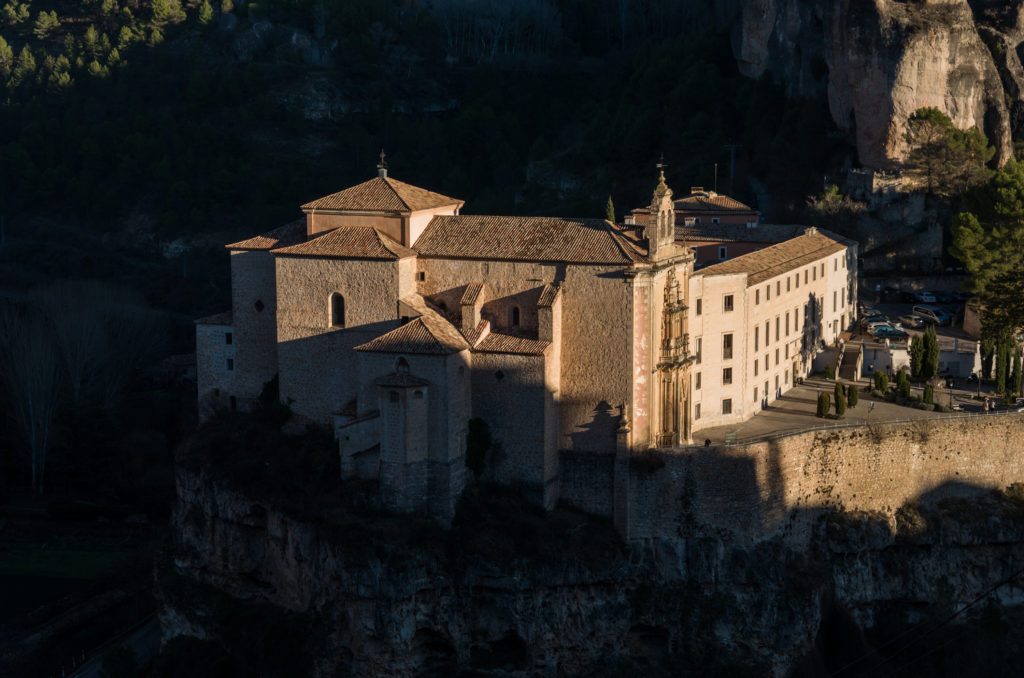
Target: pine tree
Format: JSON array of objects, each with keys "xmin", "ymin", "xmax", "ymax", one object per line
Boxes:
[
  {"xmin": 605, "ymin": 195, "xmax": 615, "ymax": 223},
  {"xmin": 0, "ymin": 34, "xmax": 13, "ymax": 79},
  {"xmin": 922, "ymin": 325, "xmax": 940, "ymax": 380},
  {"xmin": 32, "ymin": 10, "xmax": 60, "ymax": 39},
  {"xmin": 11, "ymin": 45, "xmax": 35, "ymax": 86}
]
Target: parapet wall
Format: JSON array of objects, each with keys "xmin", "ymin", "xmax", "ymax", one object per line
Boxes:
[{"xmin": 560, "ymin": 414, "xmax": 1024, "ymax": 544}]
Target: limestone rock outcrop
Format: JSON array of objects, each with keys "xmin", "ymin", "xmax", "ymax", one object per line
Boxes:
[{"xmin": 733, "ymin": 0, "xmax": 1019, "ymax": 169}]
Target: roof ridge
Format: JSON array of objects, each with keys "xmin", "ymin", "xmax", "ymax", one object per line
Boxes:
[{"xmin": 381, "ymin": 176, "xmax": 411, "ymax": 211}]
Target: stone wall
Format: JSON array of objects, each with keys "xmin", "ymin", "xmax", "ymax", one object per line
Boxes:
[
  {"xmin": 229, "ymin": 250, "xmax": 280, "ymax": 400},
  {"xmin": 559, "ymin": 414, "xmax": 1024, "ymax": 544}
]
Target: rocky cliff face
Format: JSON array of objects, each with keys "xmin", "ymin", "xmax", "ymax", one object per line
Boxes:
[
  {"xmin": 733, "ymin": 0, "xmax": 1022, "ymax": 169},
  {"xmin": 160, "ymin": 468, "xmax": 1024, "ymax": 677}
]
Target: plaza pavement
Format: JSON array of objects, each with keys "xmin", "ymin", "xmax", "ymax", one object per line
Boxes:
[{"xmin": 692, "ymin": 374, "xmax": 1011, "ymax": 446}]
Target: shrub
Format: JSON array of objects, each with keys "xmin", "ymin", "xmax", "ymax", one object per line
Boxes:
[
  {"xmin": 934, "ymin": 404, "xmax": 952, "ymax": 413},
  {"xmin": 923, "ymin": 384, "xmax": 934, "ymax": 405},
  {"xmin": 874, "ymin": 370, "xmax": 888, "ymax": 392},
  {"xmin": 871, "ymin": 389, "xmax": 886, "ymax": 399},
  {"xmin": 834, "ymin": 382, "xmax": 846, "ymax": 417},
  {"xmin": 898, "ymin": 376, "xmax": 911, "ymax": 400},
  {"xmin": 824, "ymin": 364, "xmax": 835, "ymax": 380},
  {"xmin": 816, "ymin": 392, "xmax": 831, "ymax": 417},
  {"xmin": 913, "ymin": 402, "xmax": 935, "ymax": 411},
  {"xmin": 847, "ymin": 383, "xmax": 859, "ymax": 408}
]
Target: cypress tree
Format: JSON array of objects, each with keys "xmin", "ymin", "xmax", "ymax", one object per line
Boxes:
[
  {"xmin": 909, "ymin": 334, "xmax": 924, "ymax": 379},
  {"xmin": 834, "ymin": 382, "xmax": 847, "ymax": 417},
  {"xmin": 847, "ymin": 383, "xmax": 858, "ymax": 408},
  {"xmin": 981, "ymin": 338, "xmax": 994, "ymax": 379},
  {"xmin": 817, "ymin": 392, "xmax": 830, "ymax": 418},
  {"xmin": 922, "ymin": 325, "xmax": 940, "ymax": 380},
  {"xmin": 605, "ymin": 195, "xmax": 615, "ymax": 223},
  {"xmin": 923, "ymin": 384, "xmax": 934, "ymax": 405},
  {"xmin": 996, "ymin": 338, "xmax": 1009, "ymax": 394},
  {"xmin": 1012, "ymin": 349, "xmax": 1022, "ymax": 397}
]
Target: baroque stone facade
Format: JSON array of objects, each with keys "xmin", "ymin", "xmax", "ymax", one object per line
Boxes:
[{"xmin": 196, "ymin": 166, "xmax": 857, "ymax": 526}]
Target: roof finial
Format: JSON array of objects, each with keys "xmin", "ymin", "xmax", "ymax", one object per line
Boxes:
[
  {"xmin": 654, "ymin": 154, "xmax": 668, "ymax": 193},
  {"xmin": 377, "ymin": 148, "xmax": 388, "ymax": 178}
]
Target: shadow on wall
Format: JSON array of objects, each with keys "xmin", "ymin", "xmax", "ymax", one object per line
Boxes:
[{"xmin": 568, "ymin": 400, "xmax": 618, "ymax": 452}]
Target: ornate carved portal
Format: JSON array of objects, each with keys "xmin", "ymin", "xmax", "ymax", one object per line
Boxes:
[{"xmin": 655, "ymin": 274, "xmax": 694, "ymax": 447}]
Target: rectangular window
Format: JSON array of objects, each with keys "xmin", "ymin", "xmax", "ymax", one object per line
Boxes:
[
  {"xmin": 695, "ymin": 404, "xmax": 701, "ymax": 420},
  {"xmin": 417, "ymin": 271, "xmax": 426, "ymax": 281},
  {"xmin": 696, "ymin": 298, "xmax": 702, "ymax": 315},
  {"xmin": 764, "ymin": 380, "xmax": 769, "ymax": 398},
  {"xmin": 696, "ymin": 372, "xmax": 702, "ymax": 390},
  {"xmin": 764, "ymin": 355, "xmax": 769, "ymax": 371},
  {"xmin": 785, "ymin": 344, "xmax": 789, "ymax": 359},
  {"xmin": 723, "ymin": 368, "xmax": 732, "ymax": 385},
  {"xmin": 765, "ymin": 321, "xmax": 770, "ymax": 345},
  {"xmin": 766, "ymin": 284, "xmax": 771, "ymax": 301},
  {"xmin": 795, "ymin": 307, "xmax": 799, "ymax": 328},
  {"xmin": 813, "ymin": 267, "xmax": 817, "ymax": 281},
  {"xmin": 841, "ymin": 289, "xmax": 845, "ymax": 308},
  {"xmin": 821, "ymin": 263, "xmax": 825, "ymax": 276},
  {"xmin": 775, "ymin": 375, "xmax": 780, "ymax": 390},
  {"xmin": 785, "ymin": 312, "xmax": 790, "ymax": 336},
  {"xmin": 775, "ymin": 348, "xmax": 779, "ymax": 365},
  {"xmin": 754, "ymin": 387, "xmax": 759, "ymax": 402},
  {"xmin": 775, "ymin": 317, "xmax": 780, "ymax": 341},
  {"xmin": 787, "ymin": 277, "xmax": 791, "ymax": 292},
  {"xmin": 785, "ymin": 369, "xmax": 790, "ymax": 384},
  {"xmin": 776, "ymin": 281, "xmax": 781, "ymax": 296},
  {"xmin": 754, "ymin": 360, "xmax": 759, "ymax": 376},
  {"xmin": 225, "ymin": 332, "xmax": 233, "ymax": 345},
  {"xmin": 723, "ymin": 333, "xmax": 733, "ymax": 360},
  {"xmin": 833, "ymin": 291, "xmax": 837, "ymax": 312},
  {"xmin": 226, "ymin": 358, "xmax": 234, "ymax": 371},
  {"xmin": 723, "ymin": 295, "xmax": 734, "ymax": 312},
  {"xmin": 722, "ymin": 398, "xmax": 732, "ymax": 415},
  {"xmin": 755, "ymin": 289, "xmax": 760, "ymax": 305},
  {"xmin": 696, "ymin": 337, "xmax": 702, "ymax": 364},
  {"xmin": 754, "ymin": 326, "xmax": 759, "ymax": 351},
  {"xmin": 718, "ymin": 246, "xmax": 727, "ymax": 259},
  {"xmin": 804, "ymin": 270, "xmax": 808, "ymax": 284},
  {"xmin": 712, "ymin": 217, "xmax": 721, "ymax": 224},
  {"xmin": 834, "ymin": 258, "xmax": 838, "ymax": 271}
]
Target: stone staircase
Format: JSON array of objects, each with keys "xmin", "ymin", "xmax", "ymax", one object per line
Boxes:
[{"xmin": 838, "ymin": 343, "xmax": 862, "ymax": 382}]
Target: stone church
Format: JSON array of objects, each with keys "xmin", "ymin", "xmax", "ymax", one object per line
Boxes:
[{"xmin": 196, "ymin": 164, "xmax": 857, "ymax": 522}]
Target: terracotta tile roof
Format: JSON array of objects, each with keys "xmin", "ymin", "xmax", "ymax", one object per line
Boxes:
[
  {"xmin": 677, "ymin": 223, "xmax": 806, "ymax": 244},
  {"xmin": 272, "ymin": 227, "xmax": 417, "ymax": 260},
  {"xmin": 301, "ymin": 176, "xmax": 462, "ymax": 213},
  {"xmin": 696, "ymin": 228, "xmax": 853, "ymax": 286},
  {"xmin": 415, "ymin": 215, "xmax": 646, "ymax": 265},
  {"xmin": 674, "ymin": 192, "xmax": 755, "ymax": 213},
  {"xmin": 537, "ymin": 284, "xmax": 561, "ymax": 307},
  {"xmin": 462, "ymin": 318, "xmax": 490, "ymax": 346},
  {"xmin": 195, "ymin": 310, "xmax": 233, "ymax": 325},
  {"xmin": 460, "ymin": 282, "xmax": 486, "ymax": 306},
  {"xmin": 354, "ymin": 317, "xmax": 469, "ymax": 355},
  {"xmin": 475, "ymin": 332, "xmax": 550, "ymax": 356},
  {"xmin": 357, "ymin": 294, "xmax": 469, "ymax": 355},
  {"xmin": 227, "ymin": 219, "xmax": 306, "ymax": 250}
]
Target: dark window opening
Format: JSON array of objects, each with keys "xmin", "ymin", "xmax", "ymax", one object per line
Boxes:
[
  {"xmin": 417, "ymin": 271, "xmax": 426, "ymax": 281},
  {"xmin": 331, "ymin": 293, "xmax": 345, "ymax": 327},
  {"xmin": 511, "ymin": 306, "xmax": 520, "ymax": 327},
  {"xmin": 254, "ymin": 300, "xmax": 264, "ymax": 312},
  {"xmin": 230, "ymin": 396, "xmax": 237, "ymax": 410},
  {"xmin": 225, "ymin": 332, "xmax": 232, "ymax": 344},
  {"xmin": 495, "ymin": 371, "xmax": 505, "ymax": 380},
  {"xmin": 226, "ymin": 358, "xmax": 234, "ymax": 371}
]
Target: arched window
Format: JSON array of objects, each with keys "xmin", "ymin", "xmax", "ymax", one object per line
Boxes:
[
  {"xmin": 396, "ymin": 357, "xmax": 410, "ymax": 374},
  {"xmin": 510, "ymin": 306, "xmax": 520, "ymax": 327},
  {"xmin": 330, "ymin": 293, "xmax": 345, "ymax": 327}
]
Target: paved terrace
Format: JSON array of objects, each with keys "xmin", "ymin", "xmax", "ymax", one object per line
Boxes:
[{"xmin": 693, "ymin": 375, "xmax": 1020, "ymax": 446}]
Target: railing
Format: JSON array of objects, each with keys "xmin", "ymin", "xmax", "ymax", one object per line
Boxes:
[{"xmin": 703, "ymin": 408, "xmax": 1024, "ymax": 448}]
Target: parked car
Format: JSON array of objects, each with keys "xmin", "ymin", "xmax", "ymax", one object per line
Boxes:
[
  {"xmin": 899, "ymin": 314, "xmax": 925, "ymax": 329},
  {"xmin": 934, "ymin": 291, "xmax": 955, "ymax": 304},
  {"xmin": 912, "ymin": 305, "xmax": 953, "ymax": 326},
  {"xmin": 860, "ymin": 315, "xmax": 888, "ymax": 330},
  {"xmin": 914, "ymin": 291, "xmax": 938, "ymax": 303},
  {"xmin": 873, "ymin": 325, "xmax": 909, "ymax": 341}
]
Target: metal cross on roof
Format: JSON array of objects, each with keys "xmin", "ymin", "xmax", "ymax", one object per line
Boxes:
[{"xmin": 378, "ymin": 148, "xmax": 387, "ymax": 169}]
